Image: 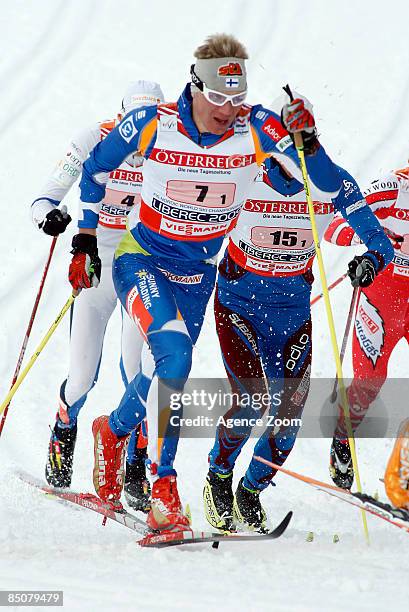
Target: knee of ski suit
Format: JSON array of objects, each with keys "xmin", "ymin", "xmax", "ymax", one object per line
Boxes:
[{"xmin": 148, "ymin": 328, "xmax": 193, "ymax": 391}]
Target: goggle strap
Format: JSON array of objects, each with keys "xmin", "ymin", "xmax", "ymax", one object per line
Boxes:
[{"xmin": 190, "ymin": 64, "xmax": 204, "ymax": 92}]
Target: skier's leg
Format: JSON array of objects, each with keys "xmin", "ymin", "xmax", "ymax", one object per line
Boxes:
[
  {"xmin": 46, "ymin": 263, "xmax": 116, "ymax": 487},
  {"xmin": 119, "ymin": 307, "xmax": 151, "ymax": 510},
  {"xmin": 242, "ymin": 315, "xmax": 312, "ymax": 491},
  {"xmin": 383, "ymin": 292, "xmax": 409, "ymax": 507},
  {"xmin": 94, "ymin": 252, "xmax": 216, "ymax": 526},
  {"xmin": 208, "ymin": 290, "xmax": 266, "ymax": 474},
  {"xmin": 335, "ymin": 284, "xmax": 404, "ymax": 438},
  {"xmin": 62, "ymin": 263, "xmax": 117, "ymax": 425}
]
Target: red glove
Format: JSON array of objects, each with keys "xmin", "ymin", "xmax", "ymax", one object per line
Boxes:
[
  {"xmin": 282, "ymin": 98, "xmax": 315, "ymax": 133},
  {"xmin": 68, "ymin": 234, "xmax": 101, "ymax": 290}
]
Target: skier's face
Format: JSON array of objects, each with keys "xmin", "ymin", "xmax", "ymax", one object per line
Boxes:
[{"xmin": 192, "ymin": 92, "xmax": 242, "ymax": 135}]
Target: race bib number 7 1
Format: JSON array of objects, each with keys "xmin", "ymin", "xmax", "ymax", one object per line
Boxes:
[{"xmin": 166, "ymin": 180, "xmax": 235, "ymax": 208}]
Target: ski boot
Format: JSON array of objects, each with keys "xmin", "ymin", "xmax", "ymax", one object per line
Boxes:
[
  {"xmin": 233, "ymin": 477, "xmax": 267, "ymax": 532},
  {"xmin": 329, "ymin": 436, "xmax": 354, "ymax": 489},
  {"xmin": 203, "ymin": 470, "xmax": 235, "ymax": 531},
  {"xmin": 146, "ymin": 475, "xmax": 191, "ymax": 533},
  {"xmin": 92, "ymin": 415, "xmax": 128, "ymax": 511},
  {"xmin": 124, "ymin": 457, "xmax": 151, "ymax": 513},
  {"xmin": 45, "ymin": 421, "xmax": 78, "ymax": 488}
]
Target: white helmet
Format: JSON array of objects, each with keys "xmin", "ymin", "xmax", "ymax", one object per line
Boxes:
[{"xmin": 121, "ymin": 80, "xmax": 165, "ymax": 114}]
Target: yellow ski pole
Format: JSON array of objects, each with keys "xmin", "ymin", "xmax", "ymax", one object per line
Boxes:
[
  {"xmin": 0, "ymin": 293, "xmax": 76, "ymax": 417},
  {"xmin": 283, "ymin": 85, "xmax": 369, "ymax": 544}
]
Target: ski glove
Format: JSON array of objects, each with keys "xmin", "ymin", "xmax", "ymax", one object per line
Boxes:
[
  {"xmin": 69, "ymin": 233, "xmax": 101, "ymax": 290},
  {"xmin": 383, "ymin": 227, "xmax": 404, "ymax": 250},
  {"xmin": 39, "ymin": 205, "xmax": 71, "ymax": 236},
  {"xmin": 347, "ymin": 254, "xmax": 376, "ymax": 288},
  {"xmin": 281, "ymin": 98, "xmax": 315, "ymax": 134}
]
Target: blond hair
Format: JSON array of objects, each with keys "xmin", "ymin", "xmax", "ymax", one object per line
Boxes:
[{"xmin": 194, "ymin": 34, "xmax": 248, "ymax": 60}]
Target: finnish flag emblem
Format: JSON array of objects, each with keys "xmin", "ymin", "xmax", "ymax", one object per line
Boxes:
[{"xmin": 225, "ymin": 77, "xmax": 239, "ymax": 88}]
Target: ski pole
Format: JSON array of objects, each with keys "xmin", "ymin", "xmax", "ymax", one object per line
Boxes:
[
  {"xmin": 0, "ymin": 236, "xmax": 58, "ymax": 437},
  {"xmin": 330, "ymin": 286, "xmax": 359, "ymax": 403},
  {"xmin": 310, "ymin": 273, "xmax": 347, "ymax": 306},
  {"xmin": 0, "ymin": 293, "xmax": 76, "ymax": 418},
  {"xmin": 283, "ymin": 85, "xmax": 369, "ymax": 543}
]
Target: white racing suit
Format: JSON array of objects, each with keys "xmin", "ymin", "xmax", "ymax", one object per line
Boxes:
[{"xmin": 31, "ymin": 118, "xmax": 145, "ymax": 450}]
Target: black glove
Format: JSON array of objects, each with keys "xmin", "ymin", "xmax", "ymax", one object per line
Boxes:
[
  {"xmin": 69, "ymin": 233, "xmax": 101, "ymax": 290},
  {"xmin": 39, "ymin": 205, "xmax": 72, "ymax": 236},
  {"xmin": 347, "ymin": 255, "xmax": 376, "ymax": 288}
]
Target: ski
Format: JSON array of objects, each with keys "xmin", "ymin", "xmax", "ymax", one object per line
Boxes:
[
  {"xmin": 138, "ymin": 511, "xmax": 292, "ymax": 548},
  {"xmin": 18, "ymin": 470, "xmax": 292, "ymax": 548},
  {"xmin": 17, "ymin": 471, "xmax": 147, "ymax": 535},
  {"xmin": 254, "ymin": 456, "xmax": 409, "ymax": 534}
]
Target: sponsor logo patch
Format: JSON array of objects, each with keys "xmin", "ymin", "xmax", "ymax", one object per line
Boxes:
[
  {"xmin": 346, "ymin": 199, "xmax": 366, "ymax": 215},
  {"xmin": 261, "ymin": 116, "xmax": 287, "ymax": 142},
  {"xmin": 290, "ymin": 365, "xmax": 311, "ymax": 406},
  {"xmin": 355, "ymin": 293, "xmax": 384, "ymax": 366},
  {"xmin": 243, "ymin": 199, "xmax": 334, "ymax": 215},
  {"xmin": 126, "ymin": 284, "xmax": 154, "ymax": 340},
  {"xmin": 159, "ymin": 269, "xmax": 203, "ymax": 284},
  {"xmin": 276, "ymin": 135, "xmax": 292, "ymax": 152},
  {"xmin": 150, "ymin": 148, "xmax": 255, "ymax": 169},
  {"xmin": 234, "ymin": 115, "xmax": 249, "ymax": 135},
  {"xmin": 229, "ymin": 312, "xmax": 258, "ymax": 353},
  {"xmin": 159, "ymin": 114, "xmax": 177, "ymax": 131},
  {"xmin": 217, "ymin": 62, "xmax": 243, "ymax": 76},
  {"xmin": 119, "ymin": 117, "xmax": 138, "ymax": 143},
  {"xmin": 109, "ymin": 169, "xmax": 143, "ymax": 183},
  {"xmin": 342, "ymin": 178, "xmax": 358, "ymax": 198}
]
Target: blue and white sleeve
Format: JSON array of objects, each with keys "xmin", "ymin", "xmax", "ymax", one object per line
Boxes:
[
  {"xmin": 333, "ymin": 166, "xmax": 394, "ymax": 271},
  {"xmin": 78, "ymin": 106, "xmax": 157, "ymax": 229}
]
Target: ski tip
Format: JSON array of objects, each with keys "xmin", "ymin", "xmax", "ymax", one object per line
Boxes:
[{"xmin": 273, "ymin": 510, "xmax": 292, "ymax": 536}]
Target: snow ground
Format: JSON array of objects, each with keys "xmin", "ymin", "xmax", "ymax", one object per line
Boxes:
[{"xmin": 1, "ymin": 1, "xmax": 409, "ymax": 611}]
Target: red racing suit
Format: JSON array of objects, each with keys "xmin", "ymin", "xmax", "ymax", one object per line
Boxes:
[{"xmin": 324, "ymin": 167, "xmax": 409, "ymax": 435}]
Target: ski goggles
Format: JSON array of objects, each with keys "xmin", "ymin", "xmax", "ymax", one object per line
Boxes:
[{"xmin": 190, "ymin": 65, "xmax": 247, "ymax": 107}]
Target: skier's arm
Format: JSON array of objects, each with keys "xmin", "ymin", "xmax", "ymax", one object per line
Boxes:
[
  {"xmin": 333, "ymin": 167, "xmax": 394, "ymax": 274},
  {"xmin": 78, "ymin": 106, "xmax": 158, "ymax": 229},
  {"xmin": 325, "ymin": 172, "xmax": 401, "ymax": 248},
  {"xmin": 31, "ymin": 124, "xmax": 100, "ymax": 234},
  {"xmin": 250, "ymin": 103, "xmax": 341, "ymax": 197}
]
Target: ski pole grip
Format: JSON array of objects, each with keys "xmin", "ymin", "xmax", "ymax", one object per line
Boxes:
[
  {"xmin": 283, "ymin": 84, "xmax": 294, "ymax": 101},
  {"xmin": 282, "ymin": 84, "xmax": 303, "ymax": 149}
]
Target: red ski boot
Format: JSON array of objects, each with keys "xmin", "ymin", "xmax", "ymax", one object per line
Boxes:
[
  {"xmin": 92, "ymin": 415, "xmax": 128, "ymax": 511},
  {"xmin": 146, "ymin": 475, "xmax": 191, "ymax": 533}
]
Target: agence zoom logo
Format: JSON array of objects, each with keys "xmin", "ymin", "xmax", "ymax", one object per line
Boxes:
[{"xmin": 152, "ymin": 198, "xmax": 239, "ymax": 223}]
